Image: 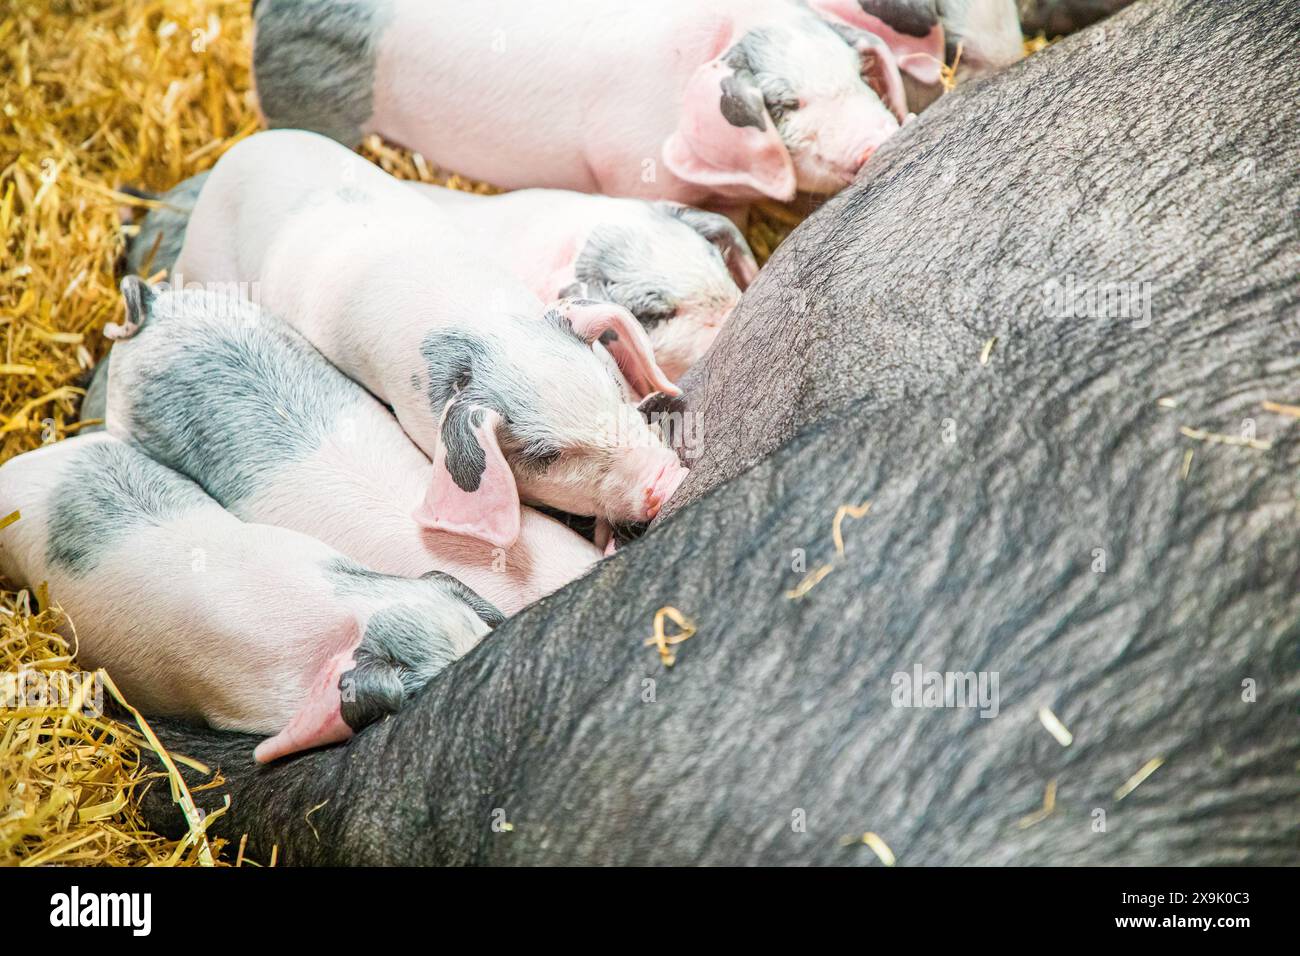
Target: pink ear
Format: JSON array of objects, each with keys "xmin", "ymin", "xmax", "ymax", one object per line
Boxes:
[
  {"xmin": 560, "ymin": 299, "xmax": 682, "ymax": 397},
  {"xmin": 414, "ymin": 404, "xmax": 521, "ymax": 549},
  {"xmin": 730, "ymin": 250, "xmax": 760, "ymax": 289},
  {"xmin": 809, "ymin": 0, "xmax": 946, "ymax": 86},
  {"xmin": 663, "ymin": 59, "xmax": 796, "ymax": 202},
  {"xmin": 254, "ymin": 648, "xmax": 357, "ymax": 763},
  {"xmin": 856, "ymin": 32, "xmax": 910, "ymax": 123}
]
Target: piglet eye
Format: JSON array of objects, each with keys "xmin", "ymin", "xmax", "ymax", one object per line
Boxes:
[
  {"xmin": 640, "ymin": 303, "xmax": 677, "ymax": 329},
  {"xmin": 519, "ymin": 446, "xmax": 561, "ymax": 470},
  {"xmin": 765, "ymin": 91, "xmax": 800, "ymax": 123},
  {"xmin": 625, "ymin": 293, "xmax": 677, "ymax": 330}
]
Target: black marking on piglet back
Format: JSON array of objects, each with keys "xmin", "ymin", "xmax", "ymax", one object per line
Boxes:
[
  {"xmin": 440, "ymin": 401, "xmax": 489, "ymax": 493},
  {"xmin": 719, "ymin": 72, "xmax": 768, "ymax": 131},
  {"xmin": 45, "ymin": 439, "xmax": 210, "ymax": 575},
  {"xmin": 128, "ymin": 314, "xmax": 360, "ymax": 508},
  {"xmin": 421, "ymin": 569, "xmax": 505, "ymax": 627},
  {"xmin": 253, "ymin": 0, "xmax": 394, "ymax": 147},
  {"xmin": 859, "ymin": 0, "xmax": 940, "ymax": 38}
]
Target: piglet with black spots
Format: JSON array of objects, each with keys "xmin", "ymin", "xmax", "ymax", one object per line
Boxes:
[
  {"xmin": 251, "ymin": 0, "xmax": 905, "ymax": 207},
  {"xmin": 103, "ymin": 278, "xmax": 600, "ymax": 615},
  {"xmin": 0, "ymin": 432, "xmax": 500, "ymax": 763},
  {"xmin": 169, "ymin": 130, "xmax": 686, "ymax": 548},
  {"xmin": 123, "ymin": 168, "xmax": 757, "ymax": 382}
]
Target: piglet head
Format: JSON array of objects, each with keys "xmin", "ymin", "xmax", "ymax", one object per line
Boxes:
[
  {"xmin": 523, "ymin": 429, "xmax": 687, "ymax": 527},
  {"xmin": 507, "ymin": 377, "xmax": 689, "ymax": 528},
  {"xmin": 563, "ymin": 203, "xmax": 753, "ymax": 381},
  {"xmin": 414, "ymin": 404, "xmax": 522, "ymax": 549},
  {"xmin": 414, "ymin": 310, "xmax": 687, "ymax": 531},
  {"xmin": 608, "ymin": 445, "xmax": 690, "ymax": 525},
  {"xmin": 254, "ymin": 571, "xmax": 500, "ymax": 764},
  {"xmin": 764, "ymin": 16, "xmax": 903, "ymax": 192},
  {"xmin": 669, "ymin": 13, "xmax": 903, "ymax": 199}
]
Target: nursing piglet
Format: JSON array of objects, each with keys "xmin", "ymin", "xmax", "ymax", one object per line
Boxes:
[
  {"xmin": 252, "ymin": 0, "xmax": 904, "ymax": 206},
  {"xmin": 0, "ymin": 432, "xmax": 498, "ymax": 763},
  {"xmin": 170, "ymin": 130, "xmax": 686, "ymax": 548},
  {"xmin": 105, "ymin": 279, "xmax": 600, "ymax": 614},
  {"xmin": 123, "ymin": 168, "xmax": 755, "ymax": 381}
]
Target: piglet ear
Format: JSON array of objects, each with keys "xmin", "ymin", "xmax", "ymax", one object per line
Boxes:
[
  {"xmin": 559, "ymin": 299, "xmax": 682, "ymax": 398},
  {"xmin": 818, "ymin": 17, "xmax": 909, "ymax": 122},
  {"xmin": 847, "ymin": 29, "xmax": 911, "ymax": 123},
  {"xmin": 254, "ymin": 647, "xmax": 358, "ymax": 763},
  {"xmin": 809, "ymin": 0, "xmax": 946, "ymax": 87},
  {"xmin": 663, "ymin": 58, "xmax": 796, "ymax": 202},
  {"xmin": 414, "ymin": 403, "xmax": 521, "ymax": 549}
]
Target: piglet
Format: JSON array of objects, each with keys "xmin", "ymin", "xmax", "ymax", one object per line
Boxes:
[
  {"xmin": 0, "ymin": 432, "xmax": 500, "ymax": 763},
  {"xmin": 104, "ymin": 278, "xmax": 600, "ymax": 615},
  {"xmin": 171, "ymin": 130, "xmax": 687, "ymax": 549},
  {"xmin": 252, "ymin": 0, "xmax": 904, "ymax": 206},
  {"xmin": 123, "ymin": 168, "xmax": 756, "ymax": 381}
]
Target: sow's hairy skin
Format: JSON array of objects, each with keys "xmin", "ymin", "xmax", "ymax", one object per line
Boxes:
[
  {"xmin": 137, "ymin": 380, "xmax": 1297, "ymax": 865},
  {"xmin": 662, "ymin": 0, "xmax": 1300, "ymax": 518},
  {"xmin": 136, "ymin": 0, "xmax": 1298, "ymax": 865}
]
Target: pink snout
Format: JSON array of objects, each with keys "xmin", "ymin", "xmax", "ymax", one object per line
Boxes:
[
  {"xmin": 850, "ymin": 126, "xmax": 898, "ymax": 174},
  {"xmin": 643, "ymin": 459, "xmax": 689, "ymax": 521}
]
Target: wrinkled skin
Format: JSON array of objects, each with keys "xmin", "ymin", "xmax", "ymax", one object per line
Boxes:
[
  {"xmin": 137, "ymin": 0, "xmax": 1298, "ymax": 865},
  {"xmin": 663, "ymin": 0, "xmax": 1299, "ymax": 517}
]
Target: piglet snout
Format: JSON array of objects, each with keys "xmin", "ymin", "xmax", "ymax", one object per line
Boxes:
[
  {"xmin": 644, "ymin": 460, "xmax": 689, "ymax": 520},
  {"xmin": 851, "ymin": 126, "xmax": 897, "ymax": 173}
]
